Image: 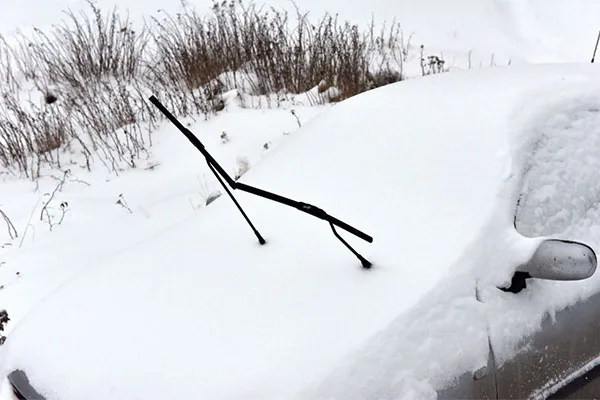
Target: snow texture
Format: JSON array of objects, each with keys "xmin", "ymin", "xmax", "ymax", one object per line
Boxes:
[
  {"xmin": 2, "ymin": 64, "xmax": 600, "ymax": 399},
  {"xmin": 3, "ymin": 0, "xmax": 600, "ymax": 398}
]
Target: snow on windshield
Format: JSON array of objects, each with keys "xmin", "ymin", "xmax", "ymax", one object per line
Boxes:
[{"xmin": 311, "ymin": 66, "xmax": 600, "ymax": 399}]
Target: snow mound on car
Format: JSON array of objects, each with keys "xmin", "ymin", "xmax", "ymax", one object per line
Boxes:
[{"xmin": 3, "ymin": 64, "xmax": 600, "ymax": 400}]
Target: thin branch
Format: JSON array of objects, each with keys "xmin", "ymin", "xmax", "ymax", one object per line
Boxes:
[
  {"xmin": 39, "ymin": 169, "xmax": 70, "ymax": 231},
  {"xmin": 0, "ymin": 209, "xmax": 18, "ymax": 239}
]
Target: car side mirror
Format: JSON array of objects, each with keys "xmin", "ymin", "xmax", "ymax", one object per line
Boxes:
[
  {"xmin": 522, "ymin": 239, "xmax": 597, "ymax": 281},
  {"xmin": 500, "ymin": 239, "xmax": 597, "ymax": 294}
]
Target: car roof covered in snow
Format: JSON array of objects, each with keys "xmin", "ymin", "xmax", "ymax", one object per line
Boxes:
[{"xmin": 3, "ymin": 64, "xmax": 600, "ymax": 400}]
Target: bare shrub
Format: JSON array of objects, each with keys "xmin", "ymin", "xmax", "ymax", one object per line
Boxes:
[
  {"xmin": 419, "ymin": 45, "xmax": 447, "ymax": 76},
  {"xmin": 0, "ymin": 2, "xmax": 153, "ymax": 178},
  {"xmin": 0, "ymin": 91, "xmax": 76, "ymax": 178},
  {"xmin": 368, "ymin": 68, "xmax": 403, "ymax": 89},
  {"xmin": 0, "ymin": 36, "xmax": 20, "ymax": 94},
  {"xmin": 0, "ymin": 0, "xmax": 444, "ymax": 178},
  {"xmin": 64, "ymin": 79, "xmax": 151, "ymax": 172},
  {"xmin": 18, "ymin": 1, "xmax": 148, "ymax": 89},
  {"xmin": 149, "ymin": 4, "xmax": 229, "ymax": 91},
  {"xmin": 150, "ymin": 1, "xmax": 408, "ymax": 101}
]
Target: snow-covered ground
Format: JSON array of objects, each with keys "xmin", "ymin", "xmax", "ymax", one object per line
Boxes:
[
  {"xmin": 3, "ymin": 0, "xmax": 600, "ymax": 399},
  {"xmin": 0, "ymin": 98, "xmax": 322, "ymax": 333}
]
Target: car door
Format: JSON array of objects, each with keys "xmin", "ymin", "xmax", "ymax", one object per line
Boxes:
[
  {"xmin": 436, "ymin": 339, "xmax": 498, "ymax": 399},
  {"xmin": 490, "ymin": 288, "xmax": 600, "ymax": 399},
  {"xmin": 489, "ymin": 96, "xmax": 600, "ymax": 398},
  {"xmin": 489, "ymin": 203, "xmax": 600, "ymax": 397}
]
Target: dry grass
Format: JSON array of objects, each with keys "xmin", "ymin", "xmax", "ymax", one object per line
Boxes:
[
  {"xmin": 149, "ymin": 1, "xmax": 411, "ymax": 100},
  {"xmin": 18, "ymin": 1, "xmax": 148, "ymax": 88},
  {"xmin": 0, "ymin": 0, "xmax": 445, "ymax": 178}
]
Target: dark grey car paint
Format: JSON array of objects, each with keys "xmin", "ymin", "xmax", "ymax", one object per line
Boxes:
[
  {"xmin": 437, "ymin": 239, "xmax": 600, "ymax": 400},
  {"xmin": 8, "ymin": 370, "xmax": 46, "ymax": 400},
  {"xmin": 492, "ymin": 289, "xmax": 600, "ymax": 399},
  {"xmin": 549, "ymin": 360, "xmax": 600, "ymax": 398},
  {"xmin": 436, "ymin": 344, "xmax": 498, "ymax": 399},
  {"xmin": 436, "ymin": 287, "xmax": 600, "ymax": 400}
]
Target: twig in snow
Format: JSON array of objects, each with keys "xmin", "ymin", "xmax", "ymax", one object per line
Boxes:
[
  {"xmin": 40, "ymin": 170, "xmax": 70, "ymax": 231},
  {"xmin": 0, "ymin": 309, "xmax": 9, "ymax": 346},
  {"xmin": 19, "ymin": 197, "xmax": 42, "ymax": 248},
  {"xmin": 0, "ymin": 209, "xmax": 18, "ymax": 239},
  {"xmin": 220, "ymin": 131, "xmax": 230, "ymax": 143},
  {"xmin": 116, "ymin": 194, "xmax": 133, "ymax": 213},
  {"xmin": 291, "ymin": 109, "xmax": 301, "ymax": 127},
  {"xmin": 70, "ymin": 178, "xmax": 91, "ymax": 186},
  {"xmin": 57, "ymin": 202, "xmax": 69, "ymax": 225}
]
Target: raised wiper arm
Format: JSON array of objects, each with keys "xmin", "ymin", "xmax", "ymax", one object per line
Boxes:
[{"xmin": 149, "ymin": 95, "xmax": 373, "ymax": 268}]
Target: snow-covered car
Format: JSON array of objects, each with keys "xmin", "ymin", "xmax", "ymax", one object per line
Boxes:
[{"xmin": 3, "ymin": 63, "xmax": 600, "ymax": 400}]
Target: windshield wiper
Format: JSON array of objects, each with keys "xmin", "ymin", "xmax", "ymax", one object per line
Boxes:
[{"xmin": 149, "ymin": 96, "xmax": 373, "ymax": 268}]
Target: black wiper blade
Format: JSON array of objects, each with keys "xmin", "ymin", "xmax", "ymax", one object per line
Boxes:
[{"xmin": 149, "ymin": 95, "xmax": 373, "ymax": 268}]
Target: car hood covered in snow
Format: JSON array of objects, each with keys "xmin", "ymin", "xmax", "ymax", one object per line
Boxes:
[{"xmin": 3, "ymin": 64, "xmax": 600, "ymax": 399}]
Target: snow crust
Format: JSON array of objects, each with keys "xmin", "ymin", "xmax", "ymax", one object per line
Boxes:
[{"xmin": 3, "ymin": 64, "xmax": 600, "ymax": 399}]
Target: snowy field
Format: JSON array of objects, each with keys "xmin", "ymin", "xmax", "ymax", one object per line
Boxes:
[
  {"xmin": 2, "ymin": 0, "xmax": 600, "ymax": 69},
  {"xmin": 2, "ymin": 0, "xmax": 600, "ymax": 399}
]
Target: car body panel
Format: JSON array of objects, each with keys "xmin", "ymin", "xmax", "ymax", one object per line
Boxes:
[
  {"xmin": 7, "ymin": 370, "xmax": 46, "ymax": 400},
  {"xmin": 492, "ymin": 90, "xmax": 600, "ymax": 399},
  {"xmin": 549, "ymin": 361, "xmax": 600, "ymax": 398},
  {"xmin": 491, "ymin": 289, "xmax": 600, "ymax": 399},
  {"xmin": 436, "ymin": 344, "xmax": 497, "ymax": 400}
]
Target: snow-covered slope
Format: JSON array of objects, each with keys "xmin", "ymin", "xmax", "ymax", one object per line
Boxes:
[
  {"xmin": 0, "ymin": 101, "xmax": 322, "ymax": 333},
  {"xmin": 2, "ymin": 64, "xmax": 600, "ymax": 399}
]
